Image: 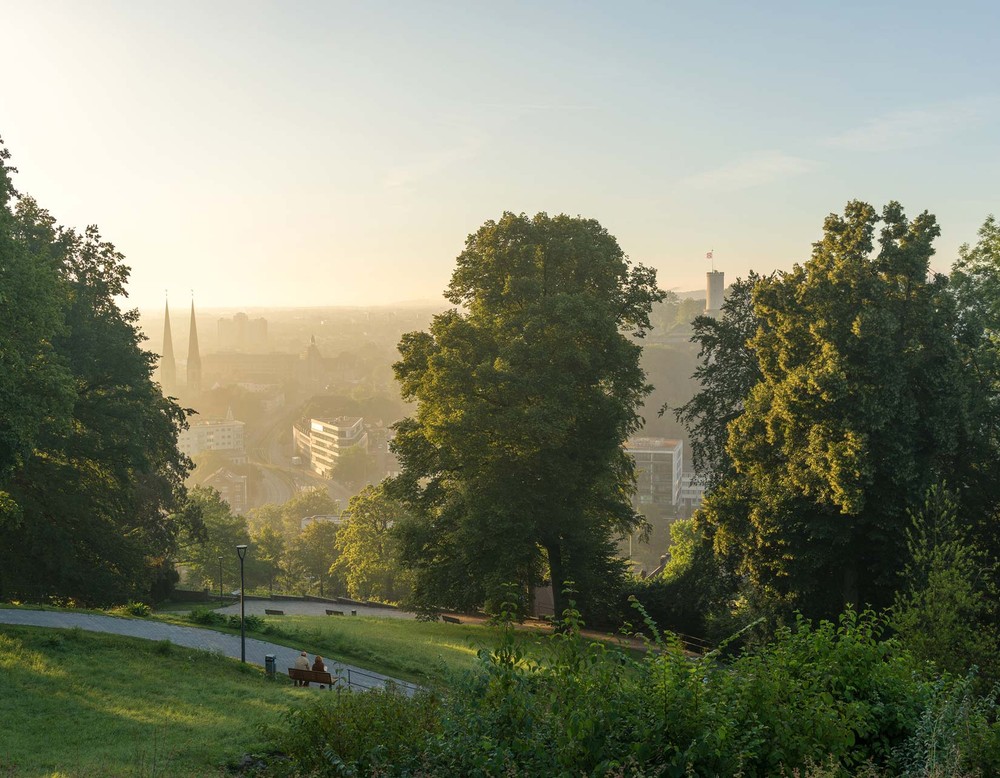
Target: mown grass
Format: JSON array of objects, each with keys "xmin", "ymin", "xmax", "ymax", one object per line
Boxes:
[
  {"xmin": 0, "ymin": 624, "xmax": 311, "ymax": 777},
  {"xmin": 259, "ymin": 615, "xmax": 502, "ymax": 684},
  {"xmin": 152, "ymin": 610, "xmax": 510, "ymax": 687}
]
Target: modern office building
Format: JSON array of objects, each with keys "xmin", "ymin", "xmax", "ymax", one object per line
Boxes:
[
  {"xmin": 293, "ymin": 416, "xmax": 369, "ymax": 477},
  {"xmin": 626, "ymin": 437, "xmax": 684, "ymax": 507}
]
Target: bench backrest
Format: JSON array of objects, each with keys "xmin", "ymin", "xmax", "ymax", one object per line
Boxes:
[{"xmin": 288, "ymin": 667, "xmax": 335, "ymax": 685}]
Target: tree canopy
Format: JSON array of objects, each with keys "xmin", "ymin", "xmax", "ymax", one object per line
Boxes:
[
  {"xmin": 0, "ymin": 140, "xmax": 192, "ymax": 603},
  {"xmin": 680, "ymin": 201, "xmax": 998, "ymax": 619},
  {"xmin": 389, "ymin": 212, "xmax": 664, "ymax": 619}
]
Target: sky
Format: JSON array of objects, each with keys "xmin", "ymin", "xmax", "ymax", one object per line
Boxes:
[{"xmin": 2, "ymin": 0, "xmax": 998, "ymax": 309}]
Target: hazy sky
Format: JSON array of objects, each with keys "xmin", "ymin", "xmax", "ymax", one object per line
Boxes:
[{"xmin": 2, "ymin": 1, "xmax": 998, "ymax": 309}]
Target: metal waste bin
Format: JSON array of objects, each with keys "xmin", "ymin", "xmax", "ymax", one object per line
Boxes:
[
  {"xmin": 264, "ymin": 654, "xmax": 275, "ymax": 678},
  {"xmin": 351, "ymin": 609, "xmax": 357, "ymax": 616}
]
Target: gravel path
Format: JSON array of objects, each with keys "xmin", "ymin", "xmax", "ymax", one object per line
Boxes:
[{"xmin": 0, "ymin": 609, "xmax": 419, "ymax": 694}]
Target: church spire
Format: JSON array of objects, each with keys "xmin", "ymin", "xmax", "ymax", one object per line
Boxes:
[
  {"xmin": 160, "ymin": 294, "xmax": 176, "ymax": 394},
  {"xmin": 187, "ymin": 295, "xmax": 202, "ymax": 394}
]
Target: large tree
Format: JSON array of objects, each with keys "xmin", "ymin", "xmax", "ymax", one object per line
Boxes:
[
  {"xmin": 390, "ymin": 212, "xmax": 664, "ymax": 619},
  {"xmin": 334, "ymin": 483, "xmax": 412, "ymax": 603},
  {"xmin": 687, "ymin": 201, "xmax": 988, "ymax": 618},
  {"xmin": 0, "ymin": 144, "xmax": 192, "ymax": 602}
]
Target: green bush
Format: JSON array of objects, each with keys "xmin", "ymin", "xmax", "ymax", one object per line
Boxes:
[
  {"xmin": 188, "ymin": 607, "xmax": 225, "ymax": 626},
  {"xmin": 258, "ymin": 603, "xmax": 1000, "ymax": 777},
  {"xmin": 263, "ymin": 687, "xmax": 439, "ymax": 775}
]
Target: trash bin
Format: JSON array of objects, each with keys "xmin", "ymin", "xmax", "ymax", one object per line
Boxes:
[
  {"xmin": 265, "ymin": 654, "xmax": 275, "ymax": 678},
  {"xmin": 351, "ymin": 609, "xmax": 357, "ymax": 616}
]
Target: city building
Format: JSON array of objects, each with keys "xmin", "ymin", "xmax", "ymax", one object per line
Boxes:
[
  {"xmin": 626, "ymin": 437, "xmax": 684, "ymax": 507},
  {"xmin": 292, "ymin": 416, "xmax": 369, "ymax": 477},
  {"xmin": 679, "ymin": 473, "xmax": 707, "ymax": 513},
  {"xmin": 218, "ymin": 312, "xmax": 268, "ymax": 351},
  {"xmin": 178, "ymin": 410, "xmax": 246, "ymax": 459},
  {"xmin": 202, "ymin": 467, "xmax": 248, "ymax": 514}
]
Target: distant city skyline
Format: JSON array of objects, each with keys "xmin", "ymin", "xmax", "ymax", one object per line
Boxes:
[{"xmin": 2, "ymin": 1, "xmax": 998, "ymax": 308}]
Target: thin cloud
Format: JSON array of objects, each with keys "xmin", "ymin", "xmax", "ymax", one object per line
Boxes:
[
  {"xmin": 681, "ymin": 151, "xmax": 820, "ymax": 193},
  {"xmin": 383, "ymin": 136, "xmax": 485, "ymax": 191},
  {"xmin": 824, "ymin": 98, "xmax": 996, "ymax": 152}
]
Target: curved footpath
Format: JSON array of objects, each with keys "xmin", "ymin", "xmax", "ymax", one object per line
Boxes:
[{"xmin": 0, "ymin": 609, "xmax": 418, "ymax": 694}]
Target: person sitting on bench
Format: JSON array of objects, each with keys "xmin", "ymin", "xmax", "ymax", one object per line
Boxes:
[
  {"xmin": 312, "ymin": 655, "xmax": 328, "ymax": 688},
  {"xmin": 294, "ymin": 651, "xmax": 310, "ymax": 686}
]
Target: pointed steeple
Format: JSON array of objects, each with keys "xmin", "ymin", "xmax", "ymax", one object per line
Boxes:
[
  {"xmin": 160, "ymin": 295, "xmax": 176, "ymax": 394},
  {"xmin": 187, "ymin": 295, "xmax": 202, "ymax": 394}
]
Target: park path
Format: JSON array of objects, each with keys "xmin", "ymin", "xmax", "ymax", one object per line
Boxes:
[{"xmin": 0, "ymin": 609, "xmax": 418, "ymax": 694}]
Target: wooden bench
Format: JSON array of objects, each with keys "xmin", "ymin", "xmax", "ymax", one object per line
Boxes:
[
  {"xmin": 442, "ymin": 615, "xmax": 461, "ymax": 624},
  {"xmin": 326, "ymin": 609, "xmax": 344, "ymax": 616},
  {"xmin": 288, "ymin": 667, "xmax": 336, "ymax": 689},
  {"xmin": 264, "ymin": 609, "xmax": 284, "ymax": 616}
]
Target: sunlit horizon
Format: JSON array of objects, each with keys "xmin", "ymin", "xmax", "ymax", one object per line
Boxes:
[{"xmin": 3, "ymin": 1, "xmax": 998, "ymax": 309}]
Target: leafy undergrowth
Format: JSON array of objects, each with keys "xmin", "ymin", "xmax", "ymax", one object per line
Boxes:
[
  {"xmin": 0, "ymin": 624, "xmax": 310, "ymax": 777},
  {"xmin": 256, "ymin": 603, "xmax": 1000, "ymax": 777}
]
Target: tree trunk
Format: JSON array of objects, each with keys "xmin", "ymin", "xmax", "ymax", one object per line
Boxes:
[{"xmin": 546, "ymin": 540, "xmax": 566, "ymax": 623}]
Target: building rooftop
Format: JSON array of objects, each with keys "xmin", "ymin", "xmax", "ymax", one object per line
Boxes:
[{"xmin": 626, "ymin": 437, "xmax": 682, "ymax": 450}]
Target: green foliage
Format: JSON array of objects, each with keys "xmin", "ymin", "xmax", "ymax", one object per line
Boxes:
[
  {"xmin": 263, "ymin": 687, "xmax": 440, "ymax": 776},
  {"xmin": 186, "ymin": 608, "xmax": 267, "ymax": 634},
  {"xmin": 891, "ymin": 486, "xmax": 999, "ymax": 685},
  {"xmin": 672, "ymin": 273, "xmax": 766, "ymax": 486},
  {"xmin": 188, "ymin": 607, "xmax": 226, "ymax": 626},
  {"xmin": 390, "ymin": 212, "xmax": 664, "ymax": 621},
  {"xmin": 683, "ymin": 201, "xmax": 993, "ymax": 619},
  {"xmin": 260, "ymin": 605, "xmax": 1000, "ymax": 777},
  {"xmin": 248, "ymin": 523, "xmax": 285, "ymax": 594},
  {"xmin": 284, "ymin": 519, "xmax": 342, "ymax": 597},
  {"xmin": 108, "ymin": 600, "xmax": 152, "ymax": 618},
  {"xmin": 176, "ymin": 486, "xmax": 250, "ymax": 590},
  {"xmin": 333, "ymin": 483, "xmax": 413, "ymax": 603},
  {"xmin": 329, "ymin": 445, "xmax": 375, "ymax": 489},
  {"xmin": 0, "ymin": 140, "xmax": 191, "ymax": 605},
  {"xmin": 279, "ymin": 486, "xmax": 339, "ymax": 541}
]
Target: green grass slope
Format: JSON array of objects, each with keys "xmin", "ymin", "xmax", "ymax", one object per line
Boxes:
[{"xmin": 0, "ymin": 625, "xmax": 306, "ymax": 777}]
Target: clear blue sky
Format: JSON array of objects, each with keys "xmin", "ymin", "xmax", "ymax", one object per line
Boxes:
[{"xmin": 2, "ymin": 0, "xmax": 997, "ymax": 308}]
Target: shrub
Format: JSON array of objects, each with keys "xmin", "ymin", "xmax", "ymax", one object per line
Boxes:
[
  {"xmin": 188, "ymin": 608, "xmax": 225, "ymax": 626},
  {"xmin": 259, "ymin": 601, "xmax": 1000, "ymax": 776}
]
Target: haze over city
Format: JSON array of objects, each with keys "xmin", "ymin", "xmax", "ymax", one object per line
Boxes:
[{"xmin": 2, "ymin": 0, "xmax": 998, "ymax": 309}]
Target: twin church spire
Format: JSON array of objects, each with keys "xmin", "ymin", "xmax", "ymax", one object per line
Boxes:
[{"xmin": 159, "ymin": 294, "xmax": 201, "ymax": 396}]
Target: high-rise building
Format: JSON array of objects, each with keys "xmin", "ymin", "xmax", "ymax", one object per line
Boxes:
[
  {"xmin": 187, "ymin": 299, "xmax": 202, "ymax": 394},
  {"xmin": 160, "ymin": 297, "xmax": 176, "ymax": 394},
  {"xmin": 626, "ymin": 437, "xmax": 684, "ymax": 507}
]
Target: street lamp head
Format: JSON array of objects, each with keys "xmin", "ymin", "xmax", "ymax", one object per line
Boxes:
[{"xmin": 236, "ymin": 544, "xmax": 248, "ymax": 560}]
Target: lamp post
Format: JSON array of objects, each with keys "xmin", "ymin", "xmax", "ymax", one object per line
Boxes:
[
  {"xmin": 217, "ymin": 556, "xmax": 223, "ymax": 604},
  {"xmin": 236, "ymin": 544, "xmax": 248, "ymax": 663}
]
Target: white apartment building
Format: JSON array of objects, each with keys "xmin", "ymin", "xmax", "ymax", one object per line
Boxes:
[
  {"xmin": 178, "ymin": 415, "xmax": 246, "ymax": 458},
  {"xmin": 626, "ymin": 437, "xmax": 684, "ymax": 507},
  {"xmin": 294, "ymin": 416, "xmax": 369, "ymax": 477}
]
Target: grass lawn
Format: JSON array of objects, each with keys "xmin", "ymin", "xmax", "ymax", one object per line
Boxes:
[
  {"xmin": 0, "ymin": 624, "xmax": 311, "ymax": 777},
  {"xmin": 258, "ymin": 614, "xmax": 505, "ymax": 685},
  {"xmin": 152, "ymin": 610, "xmax": 513, "ymax": 687}
]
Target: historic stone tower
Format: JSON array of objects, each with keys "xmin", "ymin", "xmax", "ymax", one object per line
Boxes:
[
  {"xmin": 187, "ymin": 299, "xmax": 202, "ymax": 395},
  {"xmin": 160, "ymin": 297, "xmax": 176, "ymax": 394}
]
